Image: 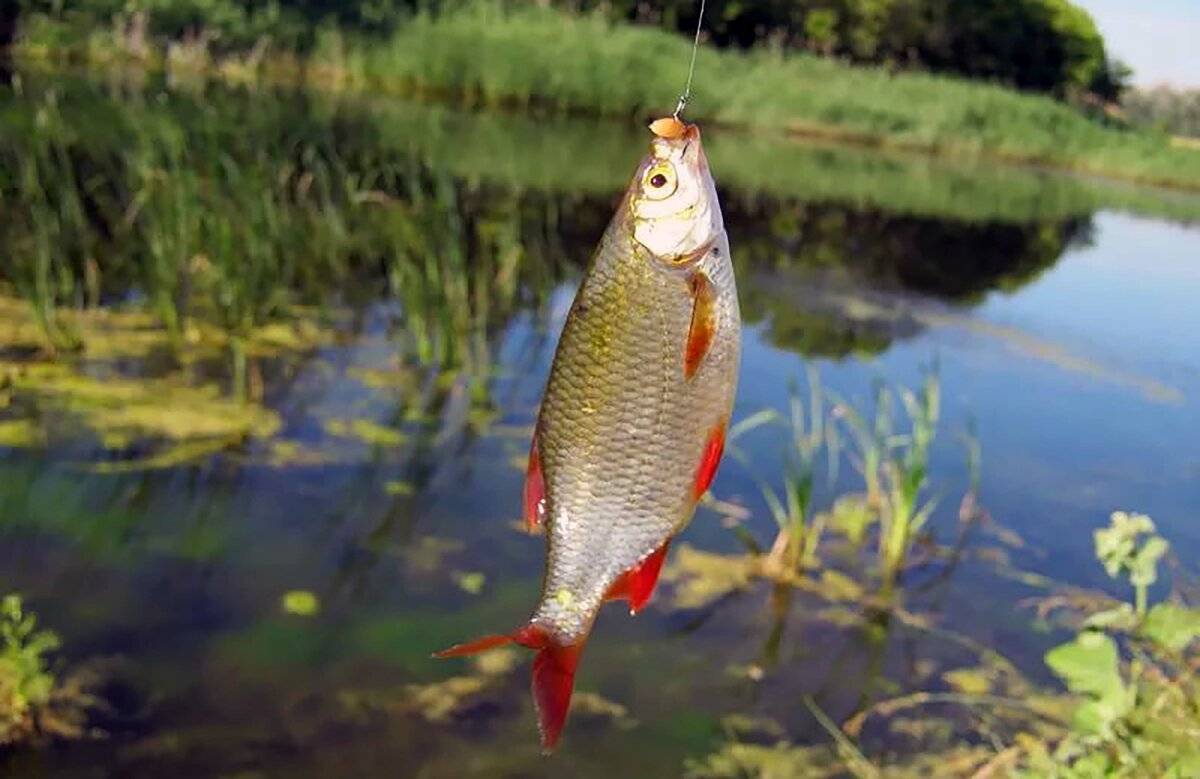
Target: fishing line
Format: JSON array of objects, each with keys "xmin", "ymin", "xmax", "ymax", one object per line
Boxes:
[{"xmin": 672, "ymin": 0, "xmax": 706, "ymax": 119}]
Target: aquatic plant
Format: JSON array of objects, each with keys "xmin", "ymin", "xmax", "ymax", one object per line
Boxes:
[
  {"xmin": 833, "ymin": 368, "xmax": 941, "ymax": 595},
  {"xmin": 684, "ymin": 510, "xmax": 1199, "ymax": 778},
  {"xmin": 729, "ymin": 369, "xmax": 837, "ymax": 576},
  {"xmin": 716, "ymin": 367, "xmax": 955, "ymax": 603},
  {"xmin": 0, "ymin": 595, "xmax": 59, "ymax": 745},
  {"xmin": 1019, "ymin": 512, "xmax": 1200, "ymax": 776},
  {"xmin": 1092, "ymin": 511, "xmax": 1168, "ymax": 617},
  {"xmin": 0, "ymin": 594, "xmax": 99, "ymax": 747}
]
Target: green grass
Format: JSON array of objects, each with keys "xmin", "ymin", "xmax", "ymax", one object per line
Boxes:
[
  {"xmin": 306, "ymin": 6, "xmax": 1200, "ymax": 191},
  {"xmin": 333, "ymin": 95, "xmax": 1200, "ymax": 224},
  {"xmin": 15, "ymin": 3, "xmax": 1200, "ymax": 192}
]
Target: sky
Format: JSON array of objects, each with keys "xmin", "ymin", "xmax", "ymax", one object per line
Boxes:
[{"xmin": 1074, "ymin": 0, "xmax": 1200, "ymax": 87}]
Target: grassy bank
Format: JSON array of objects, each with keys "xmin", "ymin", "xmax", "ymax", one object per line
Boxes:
[{"xmin": 15, "ymin": 3, "xmax": 1200, "ymax": 191}]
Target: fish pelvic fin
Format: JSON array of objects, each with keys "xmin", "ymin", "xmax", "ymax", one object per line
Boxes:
[
  {"xmin": 603, "ymin": 538, "xmax": 672, "ymax": 615},
  {"xmin": 434, "ymin": 623, "xmax": 584, "ymax": 753}
]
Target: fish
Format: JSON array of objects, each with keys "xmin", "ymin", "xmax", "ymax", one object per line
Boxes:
[{"xmin": 435, "ymin": 115, "xmax": 741, "ymax": 752}]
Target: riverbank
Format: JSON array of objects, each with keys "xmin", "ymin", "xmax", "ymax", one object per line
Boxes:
[{"xmin": 12, "ymin": 4, "xmax": 1200, "ymax": 192}]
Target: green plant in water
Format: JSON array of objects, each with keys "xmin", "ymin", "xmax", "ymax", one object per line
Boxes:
[
  {"xmin": 0, "ymin": 594, "xmax": 61, "ymax": 746},
  {"xmin": 834, "ymin": 367, "xmax": 941, "ymax": 594},
  {"xmin": 729, "ymin": 367, "xmax": 838, "ymax": 576},
  {"xmin": 1093, "ymin": 511, "xmax": 1169, "ymax": 617},
  {"xmin": 1026, "ymin": 512, "xmax": 1200, "ymax": 777},
  {"xmin": 879, "ymin": 369, "xmax": 940, "ymax": 592},
  {"xmin": 766, "ymin": 371, "xmax": 831, "ymax": 572}
]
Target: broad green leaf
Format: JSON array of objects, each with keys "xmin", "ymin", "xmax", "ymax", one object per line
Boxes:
[
  {"xmin": 1142, "ymin": 603, "xmax": 1200, "ymax": 652},
  {"xmin": 1045, "ymin": 631, "xmax": 1131, "ymax": 736}
]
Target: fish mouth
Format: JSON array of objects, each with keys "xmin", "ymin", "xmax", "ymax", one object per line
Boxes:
[{"xmin": 661, "ymin": 235, "xmax": 716, "ymax": 268}]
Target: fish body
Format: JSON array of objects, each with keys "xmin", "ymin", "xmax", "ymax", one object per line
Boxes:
[{"xmin": 437, "ymin": 118, "xmax": 740, "ymax": 750}]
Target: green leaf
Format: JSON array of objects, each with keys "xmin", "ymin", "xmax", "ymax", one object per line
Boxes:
[
  {"xmin": 1045, "ymin": 631, "xmax": 1131, "ymax": 736},
  {"xmin": 1141, "ymin": 603, "xmax": 1200, "ymax": 652},
  {"xmin": 727, "ymin": 409, "xmax": 781, "ymax": 441},
  {"xmin": 1129, "ymin": 536, "xmax": 1169, "ymax": 588},
  {"xmin": 1081, "ymin": 604, "xmax": 1136, "ymax": 631},
  {"xmin": 1046, "ymin": 632, "xmax": 1123, "ymax": 698}
]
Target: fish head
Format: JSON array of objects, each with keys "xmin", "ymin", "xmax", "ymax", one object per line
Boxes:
[{"xmin": 630, "ymin": 119, "xmax": 723, "ymax": 265}]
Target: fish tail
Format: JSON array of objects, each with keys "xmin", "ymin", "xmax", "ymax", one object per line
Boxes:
[{"xmin": 434, "ymin": 624, "xmax": 584, "ymax": 753}]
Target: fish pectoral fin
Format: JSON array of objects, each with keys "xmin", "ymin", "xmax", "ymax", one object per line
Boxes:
[
  {"xmin": 684, "ymin": 269, "xmax": 717, "ymax": 380},
  {"xmin": 523, "ymin": 432, "xmax": 546, "ymax": 532},
  {"xmin": 603, "ymin": 539, "xmax": 672, "ymax": 615}
]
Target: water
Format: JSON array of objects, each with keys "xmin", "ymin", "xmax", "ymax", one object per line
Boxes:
[{"xmin": 2, "ymin": 71, "xmax": 1199, "ymax": 777}]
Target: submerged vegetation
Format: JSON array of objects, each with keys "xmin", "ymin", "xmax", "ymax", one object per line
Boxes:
[
  {"xmin": 0, "ymin": 595, "xmax": 99, "ymax": 748},
  {"xmin": 4, "ymin": 71, "xmax": 1188, "ymax": 471},
  {"xmin": 720, "ymin": 368, "xmax": 950, "ymax": 595},
  {"xmin": 9, "ymin": 3, "xmax": 1200, "ymax": 189},
  {"xmin": 681, "ymin": 370, "xmax": 1200, "ymax": 777}
]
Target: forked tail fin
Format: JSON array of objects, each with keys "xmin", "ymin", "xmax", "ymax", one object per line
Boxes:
[{"xmin": 435, "ymin": 624, "xmax": 584, "ymax": 752}]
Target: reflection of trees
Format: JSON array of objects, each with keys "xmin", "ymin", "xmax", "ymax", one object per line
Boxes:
[{"xmin": 729, "ymin": 199, "xmax": 1093, "ymax": 358}]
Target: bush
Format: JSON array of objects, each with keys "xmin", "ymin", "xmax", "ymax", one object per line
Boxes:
[{"xmin": 565, "ymin": 0, "xmax": 1126, "ymax": 98}]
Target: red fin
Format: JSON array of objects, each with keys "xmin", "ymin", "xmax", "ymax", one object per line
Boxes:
[
  {"xmin": 532, "ymin": 640, "xmax": 583, "ymax": 752},
  {"xmin": 435, "ymin": 624, "xmax": 583, "ymax": 752},
  {"xmin": 433, "ymin": 633, "xmax": 516, "ymax": 658},
  {"xmin": 693, "ymin": 422, "xmax": 727, "ymax": 500},
  {"xmin": 684, "ymin": 270, "xmax": 717, "ymax": 380},
  {"xmin": 523, "ymin": 433, "xmax": 546, "ymax": 531},
  {"xmin": 435, "ymin": 625, "xmax": 546, "ymax": 658},
  {"xmin": 604, "ymin": 539, "xmax": 671, "ymax": 614}
]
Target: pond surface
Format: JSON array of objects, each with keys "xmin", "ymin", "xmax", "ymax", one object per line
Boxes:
[{"xmin": 1, "ymin": 71, "xmax": 1199, "ymax": 777}]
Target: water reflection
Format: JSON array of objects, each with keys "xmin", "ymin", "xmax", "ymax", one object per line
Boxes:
[{"xmin": 734, "ymin": 204, "xmax": 1093, "ymax": 356}]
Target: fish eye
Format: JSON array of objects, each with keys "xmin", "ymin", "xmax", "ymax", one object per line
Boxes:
[{"xmin": 642, "ymin": 163, "xmax": 677, "ymax": 200}]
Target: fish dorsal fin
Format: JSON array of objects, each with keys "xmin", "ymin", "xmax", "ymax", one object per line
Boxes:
[
  {"xmin": 684, "ymin": 269, "xmax": 717, "ymax": 380},
  {"xmin": 603, "ymin": 539, "xmax": 671, "ymax": 614}
]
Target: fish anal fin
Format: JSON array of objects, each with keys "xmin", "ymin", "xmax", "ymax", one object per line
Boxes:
[
  {"xmin": 603, "ymin": 539, "xmax": 671, "ymax": 615},
  {"xmin": 693, "ymin": 422, "xmax": 727, "ymax": 500},
  {"xmin": 523, "ymin": 433, "xmax": 546, "ymax": 532},
  {"xmin": 684, "ymin": 270, "xmax": 717, "ymax": 380}
]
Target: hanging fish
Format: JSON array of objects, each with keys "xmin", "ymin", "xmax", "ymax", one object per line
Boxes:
[{"xmin": 435, "ymin": 116, "xmax": 741, "ymax": 751}]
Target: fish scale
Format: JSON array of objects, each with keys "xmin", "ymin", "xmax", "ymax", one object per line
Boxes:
[
  {"xmin": 437, "ymin": 119, "xmax": 740, "ymax": 751},
  {"xmin": 533, "ymin": 223, "xmax": 738, "ymax": 643}
]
